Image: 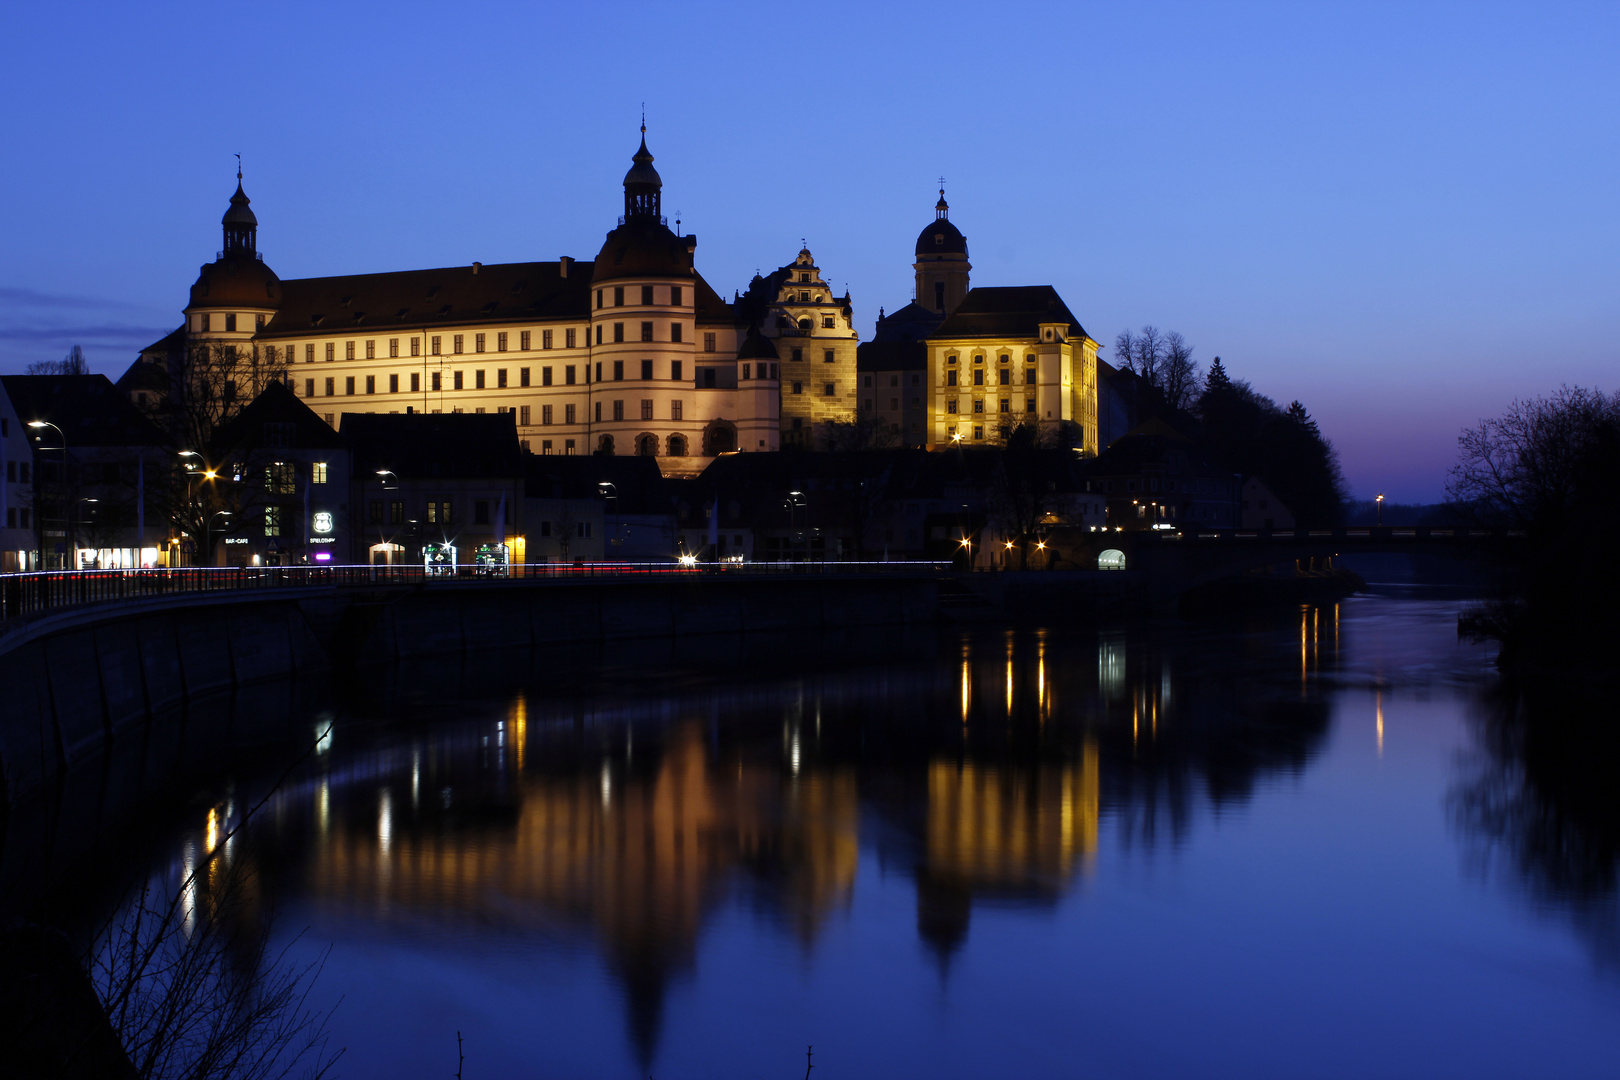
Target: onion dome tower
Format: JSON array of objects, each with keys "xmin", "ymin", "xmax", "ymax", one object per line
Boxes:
[
  {"xmin": 913, "ymin": 187, "xmax": 970, "ymax": 315},
  {"xmin": 186, "ymin": 164, "xmax": 282, "ymax": 327},
  {"xmin": 592, "ymin": 126, "xmax": 695, "ymax": 286}
]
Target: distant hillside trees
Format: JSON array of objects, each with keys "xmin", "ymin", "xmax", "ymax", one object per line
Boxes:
[
  {"xmin": 1195, "ymin": 363, "xmax": 1348, "ymax": 526},
  {"xmin": 25, "ymin": 344, "xmax": 90, "ymax": 376}
]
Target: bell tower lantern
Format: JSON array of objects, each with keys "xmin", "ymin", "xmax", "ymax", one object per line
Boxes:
[{"xmin": 913, "ymin": 187, "xmax": 970, "ymax": 315}]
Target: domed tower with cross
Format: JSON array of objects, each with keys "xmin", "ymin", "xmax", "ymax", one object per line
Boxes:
[{"xmin": 915, "ymin": 183, "xmax": 970, "ymax": 316}]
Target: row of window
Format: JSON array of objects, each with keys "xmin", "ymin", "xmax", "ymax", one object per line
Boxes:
[
  {"xmin": 787, "ymin": 382, "xmax": 840, "ymax": 397},
  {"xmin": 297, "ymin": 358, "xmax": 705, "ymax": 399},
  {"xmin": 947, "ymin": 368, "xmax": 1035, "ymax": 386},
  {"xmin": 944, "ymin": 398, "xmax": 1039, "ymax": 414},
  {"xmin": 776, "ymin": 315, "xmax": 840, "ymax": 330},
  {"xmin": 595, "ymin": 285, "xmax": 684, "ymax": 309},
  {"xmin": 863, "ymin": 374, "xmax": 924, "ymax": 388},
  {"xmin": 947, "ymin": 353, "xmax": 1037, "ymax": 365},
  {"xmin": 195, "ymin": 312, "xmax": 266, "ymax": 333},
  {"xmin": 262, "ymin": 461, "xmax": 329, "ymax": 494},
  {"xmin": 281, "ymin": 327, "xmax": 723, "ymax": 360},
  {"xmin": 364, "ymin": 498, "xmax": 512, "ymax": 526},
  {"xmin": 786, "ymin": 347, "xmax": 840, "ymax": 362}
]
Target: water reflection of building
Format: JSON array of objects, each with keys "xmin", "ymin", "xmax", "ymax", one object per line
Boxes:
[
  {"xmin": 301, "ymin": 719, "xmax": 857, "ymax": 1065},
  {"xmin": 915, "ymin": 747, "xmax": 1098, "ymax": 958}
]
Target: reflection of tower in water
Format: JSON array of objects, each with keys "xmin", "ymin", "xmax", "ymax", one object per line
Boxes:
[
  {"xmin": 301, "ymin": 716, "xmax": 858, "ymax": 1068},
  {"xmin": 916, "ymin": 746, "xmax": 1099, "ymax": 958}
]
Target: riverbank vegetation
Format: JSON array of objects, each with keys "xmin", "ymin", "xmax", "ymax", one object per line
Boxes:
[
  {"xmin": 1113, "ymin": 330, "xmax": 1349, "ymax": 525},
  {"xmin": 1447, "ymin": 385, "xmax": 1620, "ymax": 679}
]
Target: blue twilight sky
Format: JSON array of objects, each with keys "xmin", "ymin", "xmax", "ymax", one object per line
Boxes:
[{"xmin": 1, "ymin": 1, "xmax": 1614, "ymax": 502}]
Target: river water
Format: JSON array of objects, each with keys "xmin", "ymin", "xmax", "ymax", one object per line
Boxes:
[{"xmin": 48, "ymin": 595, "xmax": 1620, "ymax": 1077}]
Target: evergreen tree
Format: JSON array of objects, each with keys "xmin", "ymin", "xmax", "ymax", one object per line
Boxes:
[
  {"xmin": 1204, "ymin": 355, "xmax": 1231, "ymax": 394},
  {"xmin": 1195, "ymin": 367, "xmax": 1347, "ymax": 525}
]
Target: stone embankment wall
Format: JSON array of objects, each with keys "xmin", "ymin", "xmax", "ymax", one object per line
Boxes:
[{"xmin": 0, "ymin": 575, "xmax": 935, "ymax": 807}]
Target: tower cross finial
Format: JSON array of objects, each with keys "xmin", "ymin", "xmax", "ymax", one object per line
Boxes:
[
  {"xmin": 640, "ymin": 103, "xmax": 645, "ymax": 135},
  {"xmin": 236, "ymin": 153, "xmax": 242, "ymax": 182}
]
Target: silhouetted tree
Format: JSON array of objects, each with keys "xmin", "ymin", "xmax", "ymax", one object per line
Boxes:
[
  {"xmin": 1196, "ymin": 369, "xmax": 1347, "ymax": 525},
  {"xmin": 1115, "ymin": 326, "xmax": 1200, "ymax": 411},
  {"xmin": 25, "ymin": 344, "xmax": 90, "ymax": 376},
  {"xmin": 1448, "ymin": 385, "xmax": 1620, "ymax": 669}
]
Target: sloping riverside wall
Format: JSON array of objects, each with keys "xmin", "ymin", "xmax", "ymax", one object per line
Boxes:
[{"xmin": 0, "ymin": 575, "xmax": 936, "ymax": 807}]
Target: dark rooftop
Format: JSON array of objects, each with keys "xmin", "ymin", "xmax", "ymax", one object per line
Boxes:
[
  {"xmin": 1, "ymin": 374, "xmax": 170, "ymax": 449},
  {"xmin": 258, "ymin": 260, "xmax": 734, "ymax": 338},
  {"xmin": 933, "ymin": 286, "xmax": 1091, "ymax": 343},
  {"xmin": 212, "ymin": 381, "xmax": 346, "ymax": 454}
]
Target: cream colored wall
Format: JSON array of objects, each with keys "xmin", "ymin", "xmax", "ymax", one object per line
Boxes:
[
  {"xmin": 245, "ymin": 291, "xmax": 765, "ymax": 460},
  {"xmin": 926, "ymin": 332, "xmax": 1099, "ymax": 451},
  {"xmin": 763, "ymin": 251, "xmax": 858, "ymax": 445}
]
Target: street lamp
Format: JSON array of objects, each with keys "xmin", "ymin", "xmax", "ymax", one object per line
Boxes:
[
  {"xmin": 374, "ymin": 470, "xmax": 399, "ymax": 566},
  {"xmin": 73, "ymin": 497, "xmax": 99, "ymax": 568},
  {"xmin": 27, "ymin": 419, "xmax": 65, "ymax": 448},
  {"xmin": 598, "ymin": 481, "xmax": 619, "ymax": 555},
  {"xmin": 783, "ymin": 489, "xmax": 806, "ymax": 561},
  {"xmin": 28, "ymin": 422, "xmax": 70, "ymax": 568},
  {"xmin": 204, "ymin": 510, "xmax": 233, "ymax": 568},
  {"xmin": 1375, "ymin": 492, "xmax": 1386, "ymax": 526}
]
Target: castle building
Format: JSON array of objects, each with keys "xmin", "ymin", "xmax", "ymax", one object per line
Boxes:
[
  {"xmin": 121, "ymin": 137, "xmax": 1099, "ymax": 467},
  {"xmin": 927, "ymin": 286, "xmax": 1099, "ymax": 452},
  {"xmin": 737, "ymin": 247, "xmax": 859, "ymax": 449},
  {"xmin": 864, "ymin": 191, "xmax": 1100, "ymax": 453},
  {"xmin": 123, "ymin": 131, "xmax": 780, "ymax": 472}
]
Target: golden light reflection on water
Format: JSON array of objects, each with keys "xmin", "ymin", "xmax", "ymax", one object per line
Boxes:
[
  {"xmin": 1376, "ymin": 690, "xmax": 1385, "ymax": 758},
  {"xmin": 925, "ymin": 740, "xmax": 1099, "ymax": 892}
]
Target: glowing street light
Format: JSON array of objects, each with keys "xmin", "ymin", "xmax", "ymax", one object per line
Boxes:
[
  {"xmin": 26, "ymin": 419, "xmax": 64, "ymax": 448},
  {"xmin": 1375, "ymin": 492, "xmax": 1386, "ymax": 526}
]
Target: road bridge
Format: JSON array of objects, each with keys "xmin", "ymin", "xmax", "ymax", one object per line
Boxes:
[{"xmin": 1054, "ymin": 525, "xmax": 1506, "ymax": 601}]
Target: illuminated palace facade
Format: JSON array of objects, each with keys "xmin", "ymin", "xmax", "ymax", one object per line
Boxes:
[
  {"xmin": 128, "ymin": 133, "xmax": 1099, "ymax": 459},
  {"xmin": 132, "ymin": 133, "xmax": 780, "ymax": 465}
]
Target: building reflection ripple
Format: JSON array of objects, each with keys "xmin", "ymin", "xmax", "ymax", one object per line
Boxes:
[{"xmin": 111, "ymin": 611, "xmax": 1339, "ymax": 1066}]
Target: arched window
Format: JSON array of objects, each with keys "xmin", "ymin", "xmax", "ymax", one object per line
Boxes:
[
  {"xmin": 1098, "ymin": 549, "xmax": 1126, "ymax": 570},
  {"xmin": 704, "ymin": 422, "xmax": 736, "ymax": 456},
  {"xmin": 667, "ymin": 433, "xmax": 687, "ymax": 456},
  {"xmin": 597, "ymin": 433, "xmax": 615, "ymax": 456},
  {"xmin": 636, "ymin": 433, "xmax": 658, "ymax": 457},
  {"xmin": 798, "ymin": 318, "xmax": 812, "ymax": 331}
]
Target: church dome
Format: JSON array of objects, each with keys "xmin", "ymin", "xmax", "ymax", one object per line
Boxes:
[
  {"xmin": 592, "ymin": 128, "xmax": 693, "ymax": 284},
  {"xmin": 623, "ymin": 134, "xmax": 662, "ymax": 190},
  {"xmin": 222, "ymin": 181, "xmax": 257, "ymax": 227},
  {"xmin": 915, "ymin": 217, "xmax": 967, "ymax": 256},
  {"xmin": 915, "ymin": 190, "xmax": 967, "ymax": 256},
  {"xmin": 188, "ymin": 257, "xmax": 282, "ymax": 310},
  {"xmin": 189, "ymin": 174, "xmax": 280, "ymax": 310},
  {"xmin": 591, "ymin": 220, "xmax": 692, "ymax": 284}
]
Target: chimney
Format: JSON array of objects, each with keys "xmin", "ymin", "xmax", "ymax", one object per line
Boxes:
[
  {"xmin": 559, "ymin": 256, "xmax": 572, "ymax": 278},
  {"xmin": 472, "ymin": 261, "xmax": 481, "ymax": 275}
]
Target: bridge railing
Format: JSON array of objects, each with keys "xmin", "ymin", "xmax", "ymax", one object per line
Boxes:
[
  {"xmin": 0, "ymin": 560, "xmax": 951, "ymax": 625},
  {"xmin": 1133, "ymin": 526, "xmax": 1518, "ymax": 543}
]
